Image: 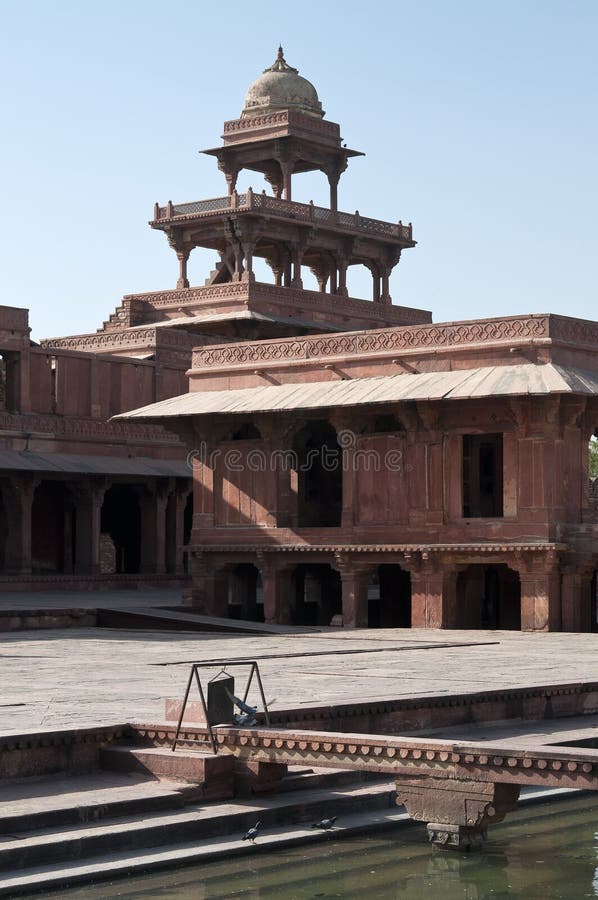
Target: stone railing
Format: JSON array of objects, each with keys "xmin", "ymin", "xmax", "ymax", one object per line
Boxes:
[
  {"xmin": 192, "ymin": 314, "xmax": 555, "ymax": 368},
  {"xmin": 222, "ymin": 109, "xmax": 340, "ymax": 139},
  {"xmin": 153, "ymin": 191, "xmax": 413, "ymax": 242}
]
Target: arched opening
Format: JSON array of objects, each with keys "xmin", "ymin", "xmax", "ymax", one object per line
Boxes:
[
  {"xmin": 183, "ymin": 493, "xmax": 193, "ymax": 574},
  {"xmin": 368, "ymin": 565, "xmax": 412, "ymax": 628},
  {"xmin": 293, "ymin": 421, "xmax": 342, "ymax": 527},
  {"xmin": 591, "ymin": 569, "xmax": 598, "ymax": 633},
  {"xmin": 455, "ymin": 564, "xmax": 521, "ymax": 629},
  {"xmin": 231, "ymin": 423, "xmax": 262, "ymax": 440},
  {"xmin": 31, "ymin": 481, "xmax": 72, "ymax": 573},
  {"xmin": 292, "ymin": 564, "xmax": 341, "ymax": 625},
  {"xmin": 100, "ymin": 485, "xmax": 141, "ymax": 574},
  {"xmin": 228, "ymin": 564, "xmax": 262, "ymax": 621}
]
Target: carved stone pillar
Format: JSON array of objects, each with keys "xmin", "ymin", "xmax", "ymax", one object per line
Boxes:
[
  {"xmin": 333, "ymin": 553, "xmax": 370, "ymax": 628},
  {"xmin": 176, "ymin": 250, "xmax": 190, "ymax": 290},
  {"xmin": 173, "ymin": 485, "xmax": 192, "ymax": 575},
  {"xmin": 335, "ymin": 256, "xmax": 349, "ymax": 297},
  {"xmin": 380, "ymin": 267, "xmax": 391, "ymax": 304},
  {"xmin": 139, "ymin": 482, "xmax": 170, "ymax": 575},
  {"xmin": 291, "ymin": 244, "xmax": 304, "ymax": 288},
  {"xmin": 2, "ymin": 475, "xmax": 39, "ymax": 574},
  {"xmin": 406, "ymin": 557, "xmax": 458, "ymax": 629},
  {"xmin": 71, "ymin": 479, "xmax": 109, "ymax": 575},
  {"xmin": 395, "ymin": 777, "xmax": 521, "ymax": 851},
  {"xmin": 326, "ymin": 171, "xmax": 340, "ymax": 212},
  {"xmin": 189, "ymin": 552, "xmax": 228, "ymax": 616},
  {"xmin": 258, "ymin": 556, "xmax": 294, "ymax": 625},
  {"xmin": 516, "ymin": 551, "xmax": 561, "ymax": 631},
  {"xmin": 280, "ymin": 160, "xmax": 293, "ymax": 201}
]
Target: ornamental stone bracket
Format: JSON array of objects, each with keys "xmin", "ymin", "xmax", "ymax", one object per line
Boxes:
[{"xmin": 394, "ymin": 776, "xmax": 521, "ymax": 851}]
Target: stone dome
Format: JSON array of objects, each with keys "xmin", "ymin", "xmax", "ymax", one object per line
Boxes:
[{"xmin": 241, "ymin": 47, "xmax": 324, "ymax": 119}]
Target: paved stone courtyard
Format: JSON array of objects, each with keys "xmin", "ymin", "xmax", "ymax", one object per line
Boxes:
[{"xmin": 2, "ymin": 591, "xmax": 598, "ymax": 736}]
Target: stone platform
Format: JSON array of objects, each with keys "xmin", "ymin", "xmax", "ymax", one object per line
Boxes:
[{"xmin": 2, "ymin": 620, "xmax": 598, "ymax": 733}]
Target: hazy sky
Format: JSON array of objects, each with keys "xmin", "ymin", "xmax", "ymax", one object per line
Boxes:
[{"xmin": 1, "ymin": 0, "xmax": 596, "ymax": 341}]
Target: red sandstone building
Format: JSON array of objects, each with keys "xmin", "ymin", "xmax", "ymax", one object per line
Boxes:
[
  {"xmin": 5, "ymin": 50, "xmax": 597, "ymax": 629},
  {"xmin": 116, "ymin": 50, "xmax": 598, "ymax": 632}
]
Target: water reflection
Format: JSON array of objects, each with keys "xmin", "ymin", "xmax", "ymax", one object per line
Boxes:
[{"xmin": 36, "ymin": 795, "xmax": 598, "ymax": 900}]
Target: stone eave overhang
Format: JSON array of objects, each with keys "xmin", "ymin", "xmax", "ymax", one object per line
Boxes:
[
  {"xmin": 188, "ymin": 542, "xmax": 567, "ymax": 554},
  {"xmin": 150, "ymin": 193, "xmax": 414, "ymax": 248}
]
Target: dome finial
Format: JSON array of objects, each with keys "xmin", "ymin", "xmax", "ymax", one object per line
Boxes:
[{"xmin": 264, "ymin": 46, "xmax": 298, "ymax": 75}]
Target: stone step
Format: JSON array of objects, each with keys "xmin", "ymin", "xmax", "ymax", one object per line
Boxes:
[
  {"xmin": 0, "ymin": 804, "xmax": 410, "ymax": 898},
  {"xmin": 0, "ymin": 772, "xmax": 190, "ymax": 834},
  {"xmin": 99, "ymin": 744, "xmax": 235, "ymax": 798},
  {"xmin": 0, "ymin": 780, "xmax": 397, "ymax": 872}
]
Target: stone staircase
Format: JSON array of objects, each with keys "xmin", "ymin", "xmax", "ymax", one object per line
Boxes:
[
  {"xmin": 0, "ymin": 748, "xmax": 398, "ymax": 896},
  {"xmin": 204, "ymin": 248, "xmax": 234, "ymax": 286}
]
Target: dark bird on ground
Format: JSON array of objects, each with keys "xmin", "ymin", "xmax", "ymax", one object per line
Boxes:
[
  {"xmin": 311, "ymin": 816, "xmax": 337, "ymax": 830},
  {"xmin": 242, "ymin": 820, "xmax": 262, "ymax": 842}
]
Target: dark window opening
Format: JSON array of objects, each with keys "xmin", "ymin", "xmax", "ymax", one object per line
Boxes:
[
  {"xmin": 292, "ymin": 564, "xmax": 341, "ymax": 626},
  {"xmin": 228, "ymin": 564, "xmax": 263, "ymax": 622},
  {"xmin": 293, "ymin": 420, "xmax": 342, "ymax": 527},
  {"xmin": 0, "ymin": 351, "xmax": 20, "ymax": 413},
  {"xmin": 368, "ymin": 565, "xmax": 412, "ymax": 627},
  {"xmin": 100, "ymin": 485, "xmax": 141, "ymax": 573},
  {"xmin": 455, "ymin": 564, "xmax": 521, "ymax": 630},
  {"xmin": 463, "ymin": 433, "xmax": 503, "ymax": 517}
]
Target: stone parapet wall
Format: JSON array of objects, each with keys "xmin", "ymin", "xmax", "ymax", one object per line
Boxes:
[{"xmin": 191, "ymin": 312, "xmax": 598, "ymax": 371}]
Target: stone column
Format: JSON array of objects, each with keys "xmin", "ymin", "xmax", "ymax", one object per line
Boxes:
[
  {"xmin": 395, "ymin": 776, "xmax": 521, "ymax": 851},
  {"xmin": 139, "ymin": 482, "xmax": 170, "ymax": 575},
  {"xmin": 516, "ymin": 552, "xmax": 561, "ymax": 631},
  {"xmin": 176, "ymin": 250, "xmax": 190, "ymax": 290},
  {"xmin": 72, "ymin": 480, "xmax": 109, "ymax": 575},
  {"xmin": 2, "ymin": 475, "xmax": 39, "ymax": 574},
  {"xmin": 334, "ymin": 553, "xmax": 370, "ymax": 628},
  {"xmin": 291, "ymin": 244, "xmax": 304, "ymax": 288},
  {"xmin": 380, "ymin": 267, "xmax": 392, "ymax": 304},
  {"xmin": 407, "ymin": 557, "xmax": 458, "ymax": 629},
  {"xmin": 370, "ymin": 265, "xmax": 381, "ymax": 302},
  {"xmin": 259, "ymin": 557, "xmax": 294, "ymax": 625},
  {"xmin": 173, "ymin": 486, "xmax": 191, "ymax": 575},
  {"xmin": 327, "ymin": 171, "xmax": 340, "ymax": 212},
  {"xmin": 280, "ymin": 161, "xmax": 293, "ymax": 201},
  {"xmin": 189, "ymin": 552, "xmax": 228, "ymax": 616},
  {"xmin": 335, "ymin": 256, "xmax": 349, "ymax": 297},
  {"xmin": 240, "ymin": 239, "xmax": 256, "ymax": 283}
]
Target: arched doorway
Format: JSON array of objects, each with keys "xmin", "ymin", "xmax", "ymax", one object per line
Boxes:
[
  {"xmin": 293, "ymin": 421, "xmax": 342, "ymax": 527},
  {"xmin": 368, "ymin": 565, "xmax": 412, "ymax": 627},
  {"xmin": 292, "ymin": 564, "xmax": 341, "ymax": 625},
  {"xmin": 228, "ymin": 564, "xmax": 262, "ymax": 621},
  {"xmin": 455, "ymin": 564, "xmax": 521, "ymax": 629},
  {"xmin": 100, "ymin": 485, "xmax": 141, "ymax": 574}
]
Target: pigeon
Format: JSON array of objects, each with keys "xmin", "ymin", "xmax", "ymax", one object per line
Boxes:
[
  {"xmin": 242, "ymin": 820, "xmax": 262, "ymax": 843},
  {"xmin": 311, "ymin": 816, "xmax": 337, "ymax": 830}
]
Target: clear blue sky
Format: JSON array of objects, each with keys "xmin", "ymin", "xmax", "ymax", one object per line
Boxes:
[{"xmin": 1, "ymin": 0, "xmax": 596, "ymax": 341}]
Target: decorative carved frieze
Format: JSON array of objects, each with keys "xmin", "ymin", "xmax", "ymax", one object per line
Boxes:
[{"xmin": 193, "ymin": 314, "xmax": 554, "ymax": 369}]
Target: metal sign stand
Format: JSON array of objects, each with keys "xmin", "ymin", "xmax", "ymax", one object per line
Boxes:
[{"xmin": 172, "ymin": 660, "xmax": 270, "ymax": 754}]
